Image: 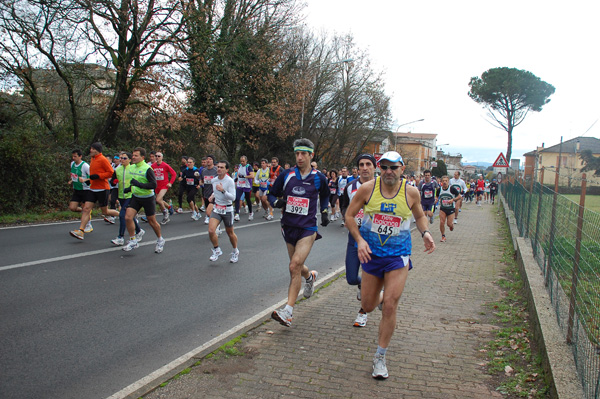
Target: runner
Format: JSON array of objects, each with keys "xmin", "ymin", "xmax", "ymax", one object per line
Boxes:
[
  {"xmin": 418, "ymin": 169, "xmax": 439, "ymax": 224},
  {"xmin": 490, "ymin": 178, "xmax": 498, "ymax": 204},
  {"xmin": 476, "ymin": 175, "xmax": 485, "ymax": 206},
  {"xmin": 340, "ymin": 154, "xmax": 377, "ymax": 327},
  {"xmin": 268, "ymin": 138, "xmax": 330, "ymax": 327},
  {"xmin": 344, "ymin": 150, "xmax": 435, "ymax": 379},
  {"xmin": 110, "ymin": 151, "xmax": 143, "ymax": 246},
  {"xmin": 108, "ymin": 155, "xmax": 120, "ymax": 214},
  {"xmin": 437, "ymin": 175, "xmax": 461, "ymax": 242},
  {"xmin": 268, "ymin": 157, "xmax": 283, "ymax": 220},
  {"xmin": 181, "ymin": 157, "xmax": 201, "ymax": 220},
  {"xmin": 251, "ymin": 162, "xmax": 261, "ymax": 211},
  {"xmin": 151, "ymin": 152, "xmax": 177, "ymax": 224},
  {"xmin": 122, "ymin": 147, "xmax": 165, "ymax": 253},
  {"xmin": 234, "ymin": 156, "xmax": 255, "ymax": 221},
  {"xmin": 69, "ymin": 142, "xmax": 119, "ymax": 240},
  {"xmin": 337, "ymin": 167, "xmax": 351, "ymax": 220},
  {"xmin": 68, "ymin": 149, "xmax": 93, "ymax": 233},
  {"xmin": 255, "ymin": 159, "xmax": 273, "ymax": 219},
  {"xmin": 200, "ymin": 155, "xmax": 218, "ymax": 225},
  {"xmin": 207, "ymin": 160, "xmax": 239, "ymax": 262},
  {"xmin": 449, "ymin": 171, "xmax": 467, "ymax": 224},
  {"xmin": 176, "ymin": 156, "xmax": 188, "ymax": 213},
  {"xmin": 328, "ymin": 169, "xmax": 339, "ymax": 221}
]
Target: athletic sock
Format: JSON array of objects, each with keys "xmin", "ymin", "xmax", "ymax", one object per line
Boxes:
[
  {"xmin": 376, "ymin": 346, "xmax": 387, "ymax": 356},
  {"xmin": 284, "ymin": 304, "xmax": 293, "ymax": 315}
]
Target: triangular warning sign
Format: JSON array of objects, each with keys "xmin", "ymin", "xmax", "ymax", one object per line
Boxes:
[{"xmin": 493, "ymin": 152, "xmax": 509, "ymax": 167}]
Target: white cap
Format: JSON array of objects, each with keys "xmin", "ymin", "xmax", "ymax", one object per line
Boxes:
[{"xmin": 378, "ymin": 151, "xmax": 404, "ymax": 165}]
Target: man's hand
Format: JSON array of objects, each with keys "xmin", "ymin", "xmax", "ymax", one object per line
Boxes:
[
  {"xmin": 423, "ymin": 232, "xmax": 435, "ymax": 254},
  {"xmin": 320, "ymin": 210, "xmax": 329, "ymax": 227},
  {"xmin": 273, "ymin": 199, "xmax": 286, "ymax": 209},
  {"xmin": 357, "ymin": 239, "xmax": 372, "ymax": 263}
]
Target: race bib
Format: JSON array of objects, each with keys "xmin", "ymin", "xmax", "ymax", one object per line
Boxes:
[
  {"xmin": 330, "ymin": 187, "xmax": 337, "ymax": 195},
  {"xmin": 260, "ymin": 181, "xmax": 268, "ymax": 189},
  {"xmin": 370, "ymin": 213, "xmax": 402, "ymax": 236},
  {"xmin": 71, "ymin": 172, "xmax": 78, "ymax": 182},
  {"xmin": 155, "ymin": 171, "xmax": 164, "ymax": 181},
  {"xmin": 442, "ymin": 199, "xmax": 453, "ymax": 207},
  {"xmin": 238, "ymin": 177, "xmax": 248, "ymax": 187},
  {"xmin": 204, "ymin": 175, "xmax": 215, "ymax": 184},
  {"xmin": 286, "ymin": 196, "xmax": 309, "ymax": 215},
  {"xmin": 186, "ymin": 178, "xmax": 195, "ymax": 186},
  {"xmin": 355, "ymin": 208, "xmax": 364, "ymax": 227},
  {"xmin": 424, "ymin": 189, "xmax": 433, "ymax": 198},
  {"xmin": 214, "ymin": 204, "xmax": 227, "ymax": 215}
]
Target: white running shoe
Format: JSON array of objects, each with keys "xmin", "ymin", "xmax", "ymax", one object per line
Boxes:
[
  {"xmin": 303, "ymin": 270, "xmax": 318, "ymax": 298},
  {"xmin": 248, "ymin": 213, "xmax": 254, "ymax": 221},
  {"xmin": 84, "ymin": 221, "xmax": 93, "ymax": 233},
  {"xmin": 372, "ymin": 353, "xmax": 389, "ymax": 379},
  {"xmin": 111, "ymin": 236, "xmax": 124, "ymax": 246},
  {"xmin": 191, "ymin": 212, "xmax": 197, "ymax": 220},
  {"xmin": 155, "ymin": 237, "xmax": 165, "ymax": 253},
  {"xmin": 135, "ymin": 229, "xmax": 145, "ymax": 242},
  {"xmin": 122, "ymin": 239, "xmax": 139, "ymax": 251},
  {"xmin": 204, "ymin": 216, "xmax": 210, "ymax": 225},
  {"xmin": 266, "ymin": 214, "xmax": 274, "ymax": 221},
  {"xmin": 271, "ymin": 307, "xmax": 293, "ymax": 327},
  {"xmin": 161, "ymin": 215, "xmax": 170, "ymax": 225},
  {"xmin": 230, "ymin": 249, "xmax": 239, "ymax": 263},
  {"xmin": 210, "ymin": 247, "xmax": 223, "ymax": 261},
  {"xmin": 454, "ymin": 219, "xmax": 458, "ymax": 224},
  {"xmin": 354, "ymin": 312, "xmax": 368, "ymax": 327},
  {"xmin": 200, "ymin": 205, "xmax": 206, "ymax": 212},
  {"xmin": 244, "ymin": 205, "xmax": 248, "ymax": 214},
  {"xmin": 234, "ymin": 214, "xmax": 240, "ymax": 221},
  {"xmin": 193, "ymin": 213, "xmax": 200, "ymax": 221},
  {"xmin": 103, "ymin": 215, "xmax": 116, "ymax": 224},
  {"xmin": 176, "ymin": 208, "xmax": 183, "ymax": 214}
]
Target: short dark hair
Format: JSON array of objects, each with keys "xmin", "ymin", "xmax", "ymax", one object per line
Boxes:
[
  {"xmin": 271, "ymin": 156, "xmax": 279, "ymax": 162},
  {"xmin": 187, "ymin": 157, "xmax": 195, "ymax": 163},
  {"xmin": 121, "ymin": 151, "xmax": 133, "ymax": 159},
  {"xmin": 150, "ymin": 151, "xmax": 156, "ymax": 155},
  {"xmin": 181, "ymin": 156, "xmax": 188, "ymax": 160},
  {"xmin": 72, "ymin": 149, "xmax": 82, "ymax": 156},
  {"xmin": 133, "ymin": 147, "xmax": 146, "ymax": 157},
  {"xmin": 218, "ymin": 160, "xmax": 230, "ymax": 170},
  {"xmin": 90, "ymin": 142, "xmax": 103, "ymax": 153},
  {"xmin": 206, "ymin": 154, "xmax": 216, "ymax": 163},
  {"xmin": 423, "ymin": 169, "xmax": 431, "ymax": 175},
  {"xmin": 261, "ymin": 158, "xmax": 268, "ymax": 164},
  {"xmin": 292, "ymin": 138, "xmax": 314, "ymax": 150}
]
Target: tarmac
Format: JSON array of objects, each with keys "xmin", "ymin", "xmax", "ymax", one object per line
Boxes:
[{"xmin": 143, "ymin": 202, "xmax": 509, "ymax": 399}]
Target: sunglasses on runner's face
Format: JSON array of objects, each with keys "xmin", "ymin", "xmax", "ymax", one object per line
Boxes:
[
  {"xmin": 120, "ymin": 157, "xmax": 128, "ymax": 160},
  {"xmin": 379, "ymin": 165, "xmax": 401, "ymax": 171}
]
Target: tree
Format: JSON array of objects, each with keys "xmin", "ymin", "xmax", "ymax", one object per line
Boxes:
[
  {"xmin": 431, "ymin": 159, "xmax": 447, "ymax": 178},
  {"xmin": 580, "ymin": 149, "xmax": 600, "ymax": 176},
  {"xmin": 468, "ymin": 67, "xmax": 555, "ymax": 163}
]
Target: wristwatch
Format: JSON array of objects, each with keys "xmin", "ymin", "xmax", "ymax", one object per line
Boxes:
[{"xmin": 421, "ymin": 230, "xmax": 430, "ymax": 238}]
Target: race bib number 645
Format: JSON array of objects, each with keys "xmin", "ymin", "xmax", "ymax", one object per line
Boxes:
[{"xmin": 370, "ymin": 213, "xmax": 402, "ymax": 236}]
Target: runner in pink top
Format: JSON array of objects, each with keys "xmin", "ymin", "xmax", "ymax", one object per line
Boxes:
[{"xmin": 151, "ymin": 151, "xmax": 177, "ymax": 224}]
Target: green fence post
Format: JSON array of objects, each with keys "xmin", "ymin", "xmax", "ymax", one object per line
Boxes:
[{"xmin": 533, "ymin": 168, "xmax": 545, "ymax": 259}]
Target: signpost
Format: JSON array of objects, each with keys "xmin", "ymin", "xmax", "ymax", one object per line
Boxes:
[{"xmin": 493, "ymin": 153, "xmax": 509, "ymax": 213}]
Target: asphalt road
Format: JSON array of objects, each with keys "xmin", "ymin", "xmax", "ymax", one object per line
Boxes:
[{"xmin": 0, "ymin": 210, "xmax": 348, "ymax": 399}]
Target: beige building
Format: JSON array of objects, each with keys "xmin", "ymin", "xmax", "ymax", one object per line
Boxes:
[{"xmin": 524, "ymin": 136, "xmax": 600, "ymax": 187}]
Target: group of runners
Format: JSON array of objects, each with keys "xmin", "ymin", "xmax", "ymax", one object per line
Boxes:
[{"xmin": 67, "ymin": 139, "xmax": 502, "ymax": 380}]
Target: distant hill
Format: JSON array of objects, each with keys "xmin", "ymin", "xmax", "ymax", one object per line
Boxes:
[{"xmin": 463, "ymin": 161, "xmax": 492, "ymax": 168}]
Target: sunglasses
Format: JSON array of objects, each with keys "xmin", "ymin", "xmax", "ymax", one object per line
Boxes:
[
  {"xmin": 379, "ymin": 165, "xmax": 401, "ymax": 171},
  {"xmin": 120, "ymin": 157, "xmax": 128, "ymax": 160}
]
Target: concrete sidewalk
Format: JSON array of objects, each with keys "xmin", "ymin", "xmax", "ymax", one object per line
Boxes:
[{"xmin": 145, "ymin": 203, "xmax": 506, "ymax": 398}]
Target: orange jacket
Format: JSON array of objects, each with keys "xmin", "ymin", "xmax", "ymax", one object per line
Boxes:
[{"xmin": 89, "ymin": 153, "xmax": 114, "ymax": 190}]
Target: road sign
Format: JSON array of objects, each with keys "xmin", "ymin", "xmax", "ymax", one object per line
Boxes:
[
  {"xmin": 492, "ymin": 152, "xmax": 509, "ymax": 168},
  {"xmin": 374, "ymin": 153, "xmax": 383, "ymax": 163}
]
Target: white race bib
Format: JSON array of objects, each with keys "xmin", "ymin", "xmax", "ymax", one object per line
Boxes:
[
  {"xmin": 71, "ymin": 172, "xmax": 78, "ymax": 182},
  {"xmin": 286, "ymin": 196, "xmax": 309, "ymax": 215},
  {"xmin": 214, "ymin": 204, "xmax": 227, "ymax": 215},
  {"xmin": 424, "ymin": 189, "xmax": 433, "ymax": 198},
  {"xmin": 186, "ymin": 178, "xmax": 195, "ymax": 186},
  {"xmin": 370, "ymin": 213, "xmax": 402, "ymax": 236},
  {"xmin": 355, "ymin": 208, "xmax": 364, "ymax": 227}
]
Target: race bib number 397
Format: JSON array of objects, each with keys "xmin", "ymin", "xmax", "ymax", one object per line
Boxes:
[
  {"xmin": 285, "ymin": 196, "xmax": 309, "ymax": 215},
  {"xmin": 370, "ymin": 213, "xmax": 402, "ymax": 236}
]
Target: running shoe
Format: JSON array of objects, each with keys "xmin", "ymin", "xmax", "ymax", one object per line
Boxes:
[
  {"xmin": 69, "ymin": 229, "xmax": 84, "ymax": 240},
  {"xmin": 155, "ymin": 237, "xmax": 165, "ymax": 254},
  {"xmin": 248, "ymin": 213, "xmax": 254, "ymax": 221},
  {"xmin": 161, "ymin": 215, "xmax": 170, "ymax": 225},
  {"xmin": 210, "ymin": 247, "xmax": 223, "ymax": 261},
  {"xmin": 266, "ymin": 214, "xmax": 274, "ymax": 221},
  {"xmin": 341, "ymin": 221, "xmax": 345, "ymax": 227},
  {"xmin": 204, "ymin": 216, "xmax": 210, "ymax": 225},
  {"xmin": 135, "ymin": 228, "xmax": 145, "ymax": 242},
  {"xmin": 454, "ymin": 219, "xmax": 458, "ymax": 224},
  {"xmin": 354, "ymin": 312, "xmax": 368, "ymax": 327},
  {"xmin": 200, "ymin": 205, "xmax": 206, "ymax": 212},
  {"xmin": 271, "ymin": 307, "xmax": 293, "ymax": 327},
  {"xmin": 122, "ymin": 239, "xmax": 139, "ymax": 251},
  {"xmin": 111, "ymin": 236, "xmax": 124, "ymax": 246},
  {"xmin": 303, "ymin": 270, "xmax": 318, "ymax": 298},
  {"xmin": 441, "ymin": 235, "xmax": 446, "ymax": 242},
  {"xmin": 84, "ymin": 221, "xmax": 93, "ymax": 233},
  {"xmin": 234, "ymin": 214, "xmax": 240, "ymax": 221},
  {"xmin": 429, "ymin": 215, "xmax": 434, "ymax": 224},
  {"xmin": 140, "ymin": 215, "xmax": 148, "ymax": 222},
  {"xmin": 103, "ymin": 215, "xmax": 116, "ymax": 224},
  {"xmin": 191, "ymin": 212, "xmax": 197, "ymax": 220},
  {"xmin": 193, "ymin": 213, "xmax": 201, "ymax": 221},
  {"xmin": 372, "ymin": 353, "xmax": 389, "ymax": 379},
  {"xmin": 177, "ymin": 208, "xmax": 184, "ymax": 214},
  {"xmin": 230, "ymin": 249, "xmax": 239, "ymax": 263}
]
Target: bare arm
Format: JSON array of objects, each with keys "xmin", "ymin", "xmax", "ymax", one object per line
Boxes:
[
  {"xmin": 406, "ymin": 185, "xmax": 435, "ymax": 254},
  {"xmin": 344, "ymin": 180, "xmax": 375, "ymax": 263}
]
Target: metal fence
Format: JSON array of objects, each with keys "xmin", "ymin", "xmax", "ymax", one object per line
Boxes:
[{"xmin": 503, "ymin": 176, "xmax": 600, "ymax": 398}]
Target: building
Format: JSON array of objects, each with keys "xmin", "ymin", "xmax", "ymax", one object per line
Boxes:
[
  {"xmin": 390, "ymin": 132, "xmax": 438, "ymax": 175},
  {"xmin": 524, "ymin": 136, "xmax": 600, "ymax": 187}
]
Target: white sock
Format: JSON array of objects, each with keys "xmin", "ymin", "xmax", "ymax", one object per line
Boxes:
[{"xmin": 284, "ymin": 304, "xmax": 293, "ymax": 314}]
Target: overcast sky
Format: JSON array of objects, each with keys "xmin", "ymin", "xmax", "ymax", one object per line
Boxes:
[{"xmin": 302, "ymin": 0, "xmax": 600, "ymax": 163}]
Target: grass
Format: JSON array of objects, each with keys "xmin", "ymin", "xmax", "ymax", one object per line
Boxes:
[
  {"xmin": 481, "ymin": 209, "xmax": 549, "ymax": 398},
  {"xmin": 563, "ymin": 194, "xmax": 600, "ymax": 213}
]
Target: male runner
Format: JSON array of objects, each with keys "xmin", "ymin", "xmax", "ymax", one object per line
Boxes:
[
  {"xmin": 268, "ymin": 157, "xmax": 283, "ymax": 220},
  {"xmin": 68, "ymin": 149, "xmax": 93, "ymax": 233},
  {"xmin": 268, "ymin": 139, "xmax": 330, "ymax": 327},
  {"xmin": 207, "ymin": 160, "xmax": 239, "ymax": 262},
  {"xmin": 69, "ymin": 142, "xmax": 118, "ymax": 239},
  {"xmin": 449, "ymin": 171, "xmax": 467, "ymax": 224},
  {"xmin": 181, "ymin": 157, "xmax": 201, "ymax": 220},
  {"xmin": 151, "ymin": 152, "xmax": 177, "ymax": 224},
  {"xmin": 476, "ymin": 175, "xmax": 485, "ymax": 206},
  {"xmin": 176, "ymin": 156, "xmax": 188, "ymax": 213},
  {"xmin": 490, "ymin": 178, "xmax": 498, "ymax": 204},
  {"xmin": 234, "ymin": 155, "xmax": 255, "ymax": 221},
  {"xmin": 337, "ymin": 167, "xmax": 351, "ymax": 220},
  {"xmin": 122, "ymin": 147, "xmax": 165, "ymax": 253},
  {"xmin": 200, "ymin": 155, "xmax": 218, "ymax": 224},
  {"xmin": 345, "ymin": 151, "xmax": 435, "ymax": 379},
  {"xmin": 255, "ymin": 159, "xmax": 273, "ymax": 219},
  {"xmin": 110, "ymin": 151, "xmax": 143, "ymax": 246},
  {"xmin": 437, "ymin": 175, "xmax": 461, "ymax": 242},
  {"xmin": 108, "ymin": 155, "xmax": 120, "ymax": 213},
  {"xmin": 418, "ymin": 169, "xmax": 439, "ymax": 224},
  {"xmin": 340, "ymin": 154, "xmax": 376, "ymax": 327}
]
